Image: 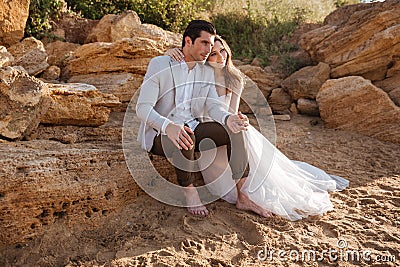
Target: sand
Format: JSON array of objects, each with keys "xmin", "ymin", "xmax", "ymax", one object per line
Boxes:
[{"xmin": 2, "ymin": 114, "xmax": 399, "ymax": 266}]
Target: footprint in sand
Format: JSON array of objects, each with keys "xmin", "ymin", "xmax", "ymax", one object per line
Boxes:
[
  {"xmin": 218, "ymin": 211, "xmax": 265, "ymax": 245},
  {"xmin": 180, "ymin": 239, "xmax": 204, "ymax": 255},
  {"xmin": 317, "ymin": 221, "xmax": 339, "ymax": 238}
]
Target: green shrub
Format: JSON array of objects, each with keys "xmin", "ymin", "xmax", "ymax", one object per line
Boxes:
[
  {"xmin": 25, "ymin": 0, "xmax": 65, "ymax": 38},
  {"xmin": 64, "ymin": 0, "xmax": 210, "ymax": 32},
  {"xmin": 211, "ymin": 1, "xmax": 309, "ymax": 74}
]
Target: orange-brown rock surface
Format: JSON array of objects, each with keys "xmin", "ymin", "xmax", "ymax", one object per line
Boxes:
[
  {"xmin": 299, "ymin": 0, "xmax": 400, "ymax": 81},
  {"xmin": 317, "ymin": 76, "xmax": 400, "ymax": 144},
  {"xmin": 0, "ymin": 0, "xmax": 30, "ymax": 47},
  {"xmin": 85, "ymin": 10, "xmax": 181, "ymax": 46},
  {"xmin": 0, "ymin": 120, "xmax": 139, "ymax": 245},
  {"xmin": 281, "ymin": 62, "xmax": 330, "ymax": 100},
  {"xmin": 0, "ymin": 46, "xmax": 14, "ymax": 67},
  {"xmin": 42, "ymin": 83, "xmax": 121, "ymax": 126},
  {"xmin": 7, "ymin": 37, "xmax": 49, "ymax": 76},
  {"xmin": 0, "ymin": 67, "xmax": 50, "ymax": 139}
]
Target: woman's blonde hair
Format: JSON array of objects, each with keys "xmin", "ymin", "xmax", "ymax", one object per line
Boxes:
[{"xmin": 214, "ymin": 35, "xmax": 244, "ymax": 94}]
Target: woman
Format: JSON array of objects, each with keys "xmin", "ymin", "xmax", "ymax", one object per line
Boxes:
[{"xmin": 166, "ymin": 36, "xmax": 349, "ymax": 221}]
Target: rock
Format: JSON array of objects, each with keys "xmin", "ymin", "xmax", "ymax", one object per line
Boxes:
[
  {"xmin": 299, "ymin": 1, "xmax": 400, "ymax": 81},
  {"xmin": 85, "ymin": 10, "xmax": 181, "ymax": 48},
  {"xmin": 41, "ymin": 83, "xmax": 121, "ymax": 126},
  {"xmin": 42, "ymin": 66, "xmax": 61, "ymax": 81},
  {"xmin": 281, "ymin": 62, "xmax": 330, "ymax": 100},
  {"xmin": 0, "ymin": 139, "xmax": 139, "ymax": 244},
  {"xmin": 239, "ymin": 76, "xmax": 273, "ymax": 116},
  {"xmin": 68, "ymin": 73, "xmax": 143, "ymax": 103},
  {"xmin": 373, "ymin": 58, "xmax": 400, "ymax": 106},
  {"xmin": 290, "ymin": 103, "xmax": 299, "ymax": 114},
  {"xmin": 0, "ymin": 0, "xmax": 30, "ymax": 47},
  {"xmin": 297, "ymin": 98, "xmax": 320, "ymax": 116},
  {"xmin": 238, "ymin": 65, "xmax": 282, "ymax": 99},
  {"xmin": 0, "ymin": 46, "xmax": 14, "ymax": 67},
  {"xmin": 268, "ymin": 88, "xmax": 292, "ymax": 112},
  {"xmin": 45, "ymin": 40, "xmax": 80, "ymax": 67},
  {"xmin": 232, "ymin": 59, "xmax": 246, "ymax": 66},
  {"xmin": 388, "ymin": 88, "xmax": 400, "ymax": 106},
  {"xmin": 51, "ymin": 13, "xmax": 99, "ymax": 44},
  {"xmin": 273, "ymin": 114, "xmax": 291, "ymax": 121},
  {"xmin": 65, "ymin": 38, "xmax": 165, "ymax": 78},
  {"xmin": 0, "ymin": 67, "xmax": 50, "ymax": 139},
  {"xmin": 7, "ymin": 37, "xmax": 49, "ymax": 76},
  {"xmin": 86, "ymin": 10, "xmax": 141, "ymax": 43},
  {"xmin": 27, "ymin": 112, "xmax": 125, "ymax": 143},
  {"xmin": 317, "ymin": 76, "xmax": 400, "ymax": 144},
  {"xmin": 250, "ymin": 57, "xmax": 262, "ymax": 67},
  {"xmin": 323, "ymin": 2, "xmax": 372, "ymax": 27}
]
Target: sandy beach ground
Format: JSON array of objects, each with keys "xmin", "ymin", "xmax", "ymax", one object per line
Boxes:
[{"xmin": 2, "ymin": 114, "xmax": 399, "ymax": 266}]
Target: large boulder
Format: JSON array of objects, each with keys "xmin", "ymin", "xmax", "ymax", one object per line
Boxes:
[
  {"xmin": 0, "ymin": 67, "xmax": 50, "ymax": 140},
  {"xmin": 281, "ymin": 62, "xmax": 330, "ymax": 100},
  {"xmin": 49, "ymin": 13, "xmax": 99, "ymax": 44},
  {"xmin": 317, "ymin": 76, "xmax": 400, "ymax": 144},
  {"xmin": 45, "ymin": 40, "xmax": 80, "ymax": 67},
  {"xmin": 297, "ymin": 98, "xmax": 320, "ymax": 116},
  {"xmin": 42, "ymin": 83, "xmax": 121, "ymax": 126},
  {"xmin": 64, "ymin": 38, "xmax": 166, "ymax": 79},
  {"xmin": 85, "ymin": 10, "xmax": 181, "ymax": 47},
  {"xmin": 299, "ymin": 0, "xmax": 400, "ymax": 81},
  {"xmin": 237, "ymin": 65, "xmax": 282, "ymax": 99},
  {"xmin": 268, "ymin": 88, "xmax": 292, "ymax": 113},
  {"xmin": 0, "ymin": 139, "xmax": 139, "ymax": 244},
  {"xmin": 0, "ymin": 0, "xmax": 30, "ymax": 47},
  {"xmin": 68, "ymin": 73, "xmax": 143, "ymax": 103},
  {"xmin": 7, "ymin": 37, "xmax": 49, "ymax": 76}
]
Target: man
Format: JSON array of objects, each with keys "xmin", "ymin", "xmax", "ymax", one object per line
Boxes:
[{"xmin": 136, "ymin": 20, "xmax": 272, "ymax": 217}]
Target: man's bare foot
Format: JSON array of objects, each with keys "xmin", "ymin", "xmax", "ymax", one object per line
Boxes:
[
  {"xmin": 236, "ymin": 192, "xmax": 273, "ymax": 218},
  {"xmin": 184, "ymin": 184, "xmax": 209, "ymax": 217},
  {"xmin": 235, "ymin": 178, "xmax": 273, "ymax": 218}
]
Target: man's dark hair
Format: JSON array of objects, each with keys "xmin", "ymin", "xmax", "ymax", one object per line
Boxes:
[{"xmin": 182, "ymin": 20, "xmax": 216, "ymax": 48}]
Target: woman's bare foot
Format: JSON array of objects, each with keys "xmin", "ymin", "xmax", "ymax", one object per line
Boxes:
[
  {"xmin": 236, "ymin": 192, "xmax": 273, "ymax": 218},
  {"xmin": 235, "ymin": 178, "xmax": 273, "ymax": 218},
  {"xmin": 184, "ymin": 184, "xmax": 209, "ymax": 217}
]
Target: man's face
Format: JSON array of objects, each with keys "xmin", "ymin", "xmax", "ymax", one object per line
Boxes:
[{"xmin": 185, "ymin": 31, "xmax": 215, "ymax": 63}]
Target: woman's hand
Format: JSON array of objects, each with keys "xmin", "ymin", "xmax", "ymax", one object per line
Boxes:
[
  {"xmin": 165, "ymin": 48, "xmax": 184, "ymax": 62},
  {"xmin": 226, "ymin": 112, "xmax": 249, "ymax": 133}
]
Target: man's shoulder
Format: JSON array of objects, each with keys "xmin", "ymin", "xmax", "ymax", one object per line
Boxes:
[
  {"xmin": 200, "ymin": 63, "xmax": 214, "ymax": 72},
  {"xmin": 198, "ymin": 63, "xmax": 215, "ymax": 77},
  {"xmin": 150, "ymin": 55, "xmax": 173, "ymax": 66}
]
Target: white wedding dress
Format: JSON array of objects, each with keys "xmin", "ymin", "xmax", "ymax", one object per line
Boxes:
[{"xmin": 198, "ymin": 95, "xmax": 349, "ymax": 221}]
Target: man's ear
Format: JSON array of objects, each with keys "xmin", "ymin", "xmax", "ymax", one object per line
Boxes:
[{"xmin": 184, "ymin": 36, "xmax": 192, "ymax": 47}]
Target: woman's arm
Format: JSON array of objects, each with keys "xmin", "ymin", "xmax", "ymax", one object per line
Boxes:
[{"xmin": 228, "ymin": 83, "xmax": 243, "ymax": 113}]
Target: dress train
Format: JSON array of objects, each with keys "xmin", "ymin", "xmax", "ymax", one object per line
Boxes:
[{"xmin": 198, "ymin": 125, "xmax": 349, "ymax": 221}]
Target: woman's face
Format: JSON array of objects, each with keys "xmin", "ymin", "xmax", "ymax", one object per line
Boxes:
[{"xmin": 207, "ymin": 40, "xmax": 228, "ymax": 68}]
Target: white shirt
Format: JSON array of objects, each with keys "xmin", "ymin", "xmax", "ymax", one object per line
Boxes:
[{"xmin": 161, "ymin": 62, "xmax": 199, "ymax": 133}]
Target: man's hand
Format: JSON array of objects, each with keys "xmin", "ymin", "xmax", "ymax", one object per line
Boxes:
[
  {"xmin": 227, "ymin": 111, "xmax": 249, "ymax": 133},
  {"xmin": 165, "ymin": 123, "xmax": 194, "ymax": 150}
]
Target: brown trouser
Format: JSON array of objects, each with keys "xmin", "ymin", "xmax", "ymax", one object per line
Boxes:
[{"xmin": 151, "ymin": 121, "xmax": 249, "ymax": 186}]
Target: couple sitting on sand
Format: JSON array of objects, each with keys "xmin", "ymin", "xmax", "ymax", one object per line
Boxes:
[{"xmin": 136, "ymin": 20, "xmax": 348, "ymax": 219}]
